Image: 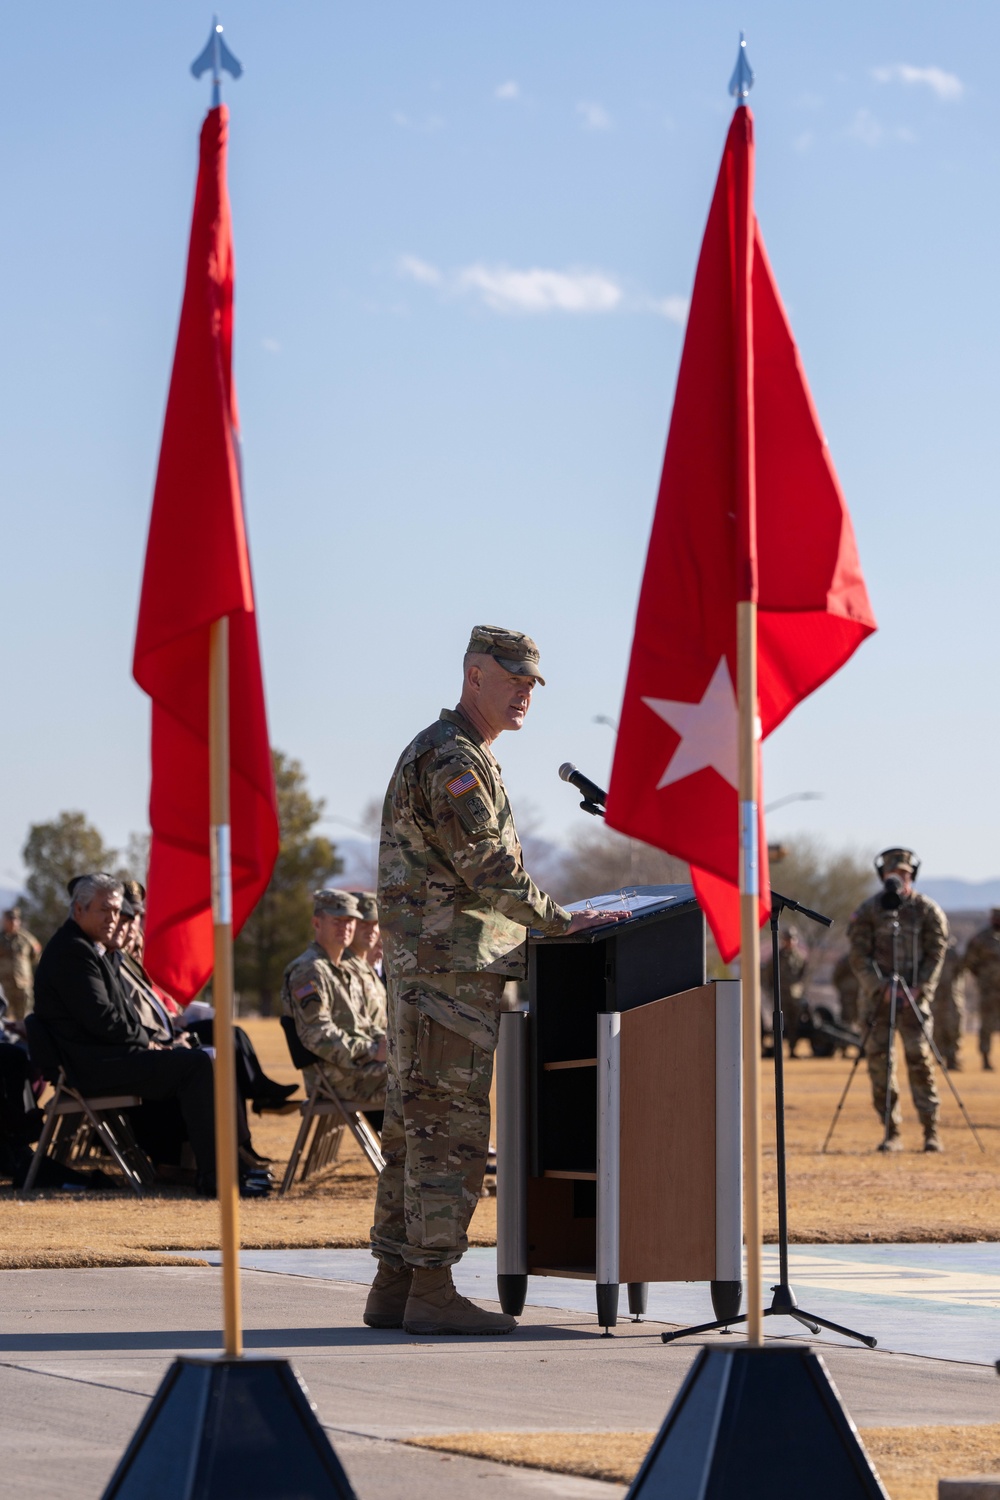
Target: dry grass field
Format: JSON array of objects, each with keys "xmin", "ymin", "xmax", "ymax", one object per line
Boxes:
[
  {"xmin": 410, "ymin": 1426, "xmax": 1000, "ymax": 1500},
  {"xmin": 1, "ymin": 1018, "xmax": 998, "ymax": 1266}
]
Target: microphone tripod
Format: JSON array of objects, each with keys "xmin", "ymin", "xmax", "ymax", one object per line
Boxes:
[{"xmin": 662, "ymin": 889, "xmax": 877, "ymax": 1350}]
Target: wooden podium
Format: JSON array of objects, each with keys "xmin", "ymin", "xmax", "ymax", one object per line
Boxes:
[{"xmin": 496, "ymin": 885, "xmax": 742, "ymax": 1329}]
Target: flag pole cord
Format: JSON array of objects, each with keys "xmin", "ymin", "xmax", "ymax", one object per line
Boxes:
[
  {"xmin": 737, "ymin": 599, "xmax": 763, "ymax": 1346},
  {"xmin": 209, "ymin": 614, "xmax": 242, "ymax": 1358}
]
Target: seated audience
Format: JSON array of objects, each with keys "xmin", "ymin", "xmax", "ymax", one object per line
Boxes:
[
  {"xmin": 32, "ymin": 873, "xmax": 266, "ymax": 1197},
  {"xmin": 345, "ymin": 891, "xmax": 387, "ymax": 1033},
  {"xmin": 282, "ymin": 889, "xmax": 386, "ymax": 1121}
]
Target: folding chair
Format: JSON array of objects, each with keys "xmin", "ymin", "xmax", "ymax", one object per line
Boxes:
[
  {"xmin": 279, "ymin": 1015, "xmax": 384, "ymax": 1194},
  {"xmin": 21, "ymin": 1014, "xmax": 156, "ymax": 1195}
]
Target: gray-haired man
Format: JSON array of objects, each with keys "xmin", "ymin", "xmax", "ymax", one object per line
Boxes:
[{"xmin": 32, "ymin": 873, "xmax": 220, "ymax": 1192}]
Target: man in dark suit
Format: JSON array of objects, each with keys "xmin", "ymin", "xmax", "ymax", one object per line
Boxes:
[{"xmin": 33, "ymin": 873, "xmax": 221, "ymax": 1192}]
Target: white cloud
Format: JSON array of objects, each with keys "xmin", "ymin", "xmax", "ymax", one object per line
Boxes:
[
  {"xmin": 577, "ymin": 101, "xmax": 612, "ymax": 131},
  {"xmin": 457, "ymin": 264, "xmax": 622, "ymax": 314},
  {"xmin": 261, "ymin": 337, "xmax": 280, "ymax": 354},
  {"xmin": 647, "ymin": 295, "xmax": 689, "ymax": 325},
  {"xmin": 846, "ymin": 108, "xmax": 916, "ymax": 147},
  {"xmin": 397, "ymin": 254, "xmax": 443, "ymax": 287},
  {"xmin": 495, "ymin": 80, "xmax": 519, "ymax": 101},
  {"xmin": 391, "ymin": 110, "xmax": 444, "ymax": 133},
  {"xmin": 395, "ymin": 255, "xmax": 685, "ymax": 321},
  {"xmin": 872, "ymin": 63, "xmax": 963, "ymax": 101}
]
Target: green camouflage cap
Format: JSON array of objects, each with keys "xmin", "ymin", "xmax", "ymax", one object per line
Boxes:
[
  {"xmin": 312, "ymin": 888, "xmax": 362, "ymax": 919},
  {"xmin": 466, "ymin": 624, "xmax": 545, "ymax": 685},
  {"xmin": 350, "ymin": 891, "xmax": 379, "ymax": 922},
  {"xmin": 875, "ymin": 847, "xmax": 919, "ymax": 877}
]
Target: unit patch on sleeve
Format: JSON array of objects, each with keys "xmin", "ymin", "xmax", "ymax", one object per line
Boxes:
[{"xmin": 446, "ymin": 769, "xmax": 481, "ymax": 799}]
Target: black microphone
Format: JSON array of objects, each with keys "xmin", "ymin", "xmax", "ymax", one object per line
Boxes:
[{"xmin": 559, "ymin": 762, "xmax": 608, "ymax": 809}]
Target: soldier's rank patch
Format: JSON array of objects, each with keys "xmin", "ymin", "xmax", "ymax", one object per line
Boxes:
[
  {"xmin": 293, "ymin": 982, "xmax": 318, "ymax": 1001},
  {"xmin": 447, "ymin": 769, "xmax": 481, "ymax": 798}
]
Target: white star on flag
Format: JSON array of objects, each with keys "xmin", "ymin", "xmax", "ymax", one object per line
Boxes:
[{"xmin": 642, "ymin": 656, "xmax": 739, "ymax": 791}]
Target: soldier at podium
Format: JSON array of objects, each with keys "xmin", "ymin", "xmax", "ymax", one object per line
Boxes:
[{"xmin": 366, "ymin": 625, "xmax": 616, "ymax": 1336}]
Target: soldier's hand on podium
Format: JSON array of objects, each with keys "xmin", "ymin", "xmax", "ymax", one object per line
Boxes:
[{"xmin": 565, "ymin": 909, "xmax": 626, "ymax": 935}]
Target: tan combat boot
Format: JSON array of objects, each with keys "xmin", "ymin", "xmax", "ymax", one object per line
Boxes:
[
  {"xmin": 402, "ymin": 1266, "xmax": 517, "ymax": 1336},
  {"xmin": 363, "ymin": 1261, "xmax": 413, "ymax": 1328},
  {"xmin": 876, "ymin": 1126, "xmax": 903, "ymax": 1153},
  {"xmin": 923, "ymin": 1122, "xmax": 944, "ymax": 1153}
]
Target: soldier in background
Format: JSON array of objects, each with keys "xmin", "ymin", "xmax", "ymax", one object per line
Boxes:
[
  {"xmin": 931, "ymin": 937, "xmax": 965, "ymax": 1071},
  {"xmin": 0, "ymin": 908, "xmax": 42, "ymax": 1022},
  {"xmin": 346, "ymin": 891, "xmax": 387, "ymax": 1034},
  {"xmin": 282, "ymin": 889, "xmax": 386, "ymax": 1112},
  {"xmin": 367, "ymin": 625, "xmax": 618, "ymax": 1336},
  {"xmin": 832, "ymin": 952, "xmax": 860, "ymax": 1032},
  {"xmin": 763, "ymin": 926, "xmax": 809, "ymax": 1058},
  {"xmin": 964, "ymin": 908, "xmax": 1000, "ymax": 1071},
  {"xmin": 848, "ymin": 847, "xmax": 947, "ymax": 1152}
]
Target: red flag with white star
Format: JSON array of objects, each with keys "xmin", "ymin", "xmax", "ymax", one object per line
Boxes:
[{"xmin": 606, "ymin": 106, "xmax": 876, "ymax": 961}]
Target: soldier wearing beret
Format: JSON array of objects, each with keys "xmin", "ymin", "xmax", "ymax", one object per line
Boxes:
[
  {"xmin": 848, "ymin": 848, "xmax": 947, "ymax": 1152},
  {"xmin": 366, "ymin": 625, "xmax": 621, "ymax": 1336},
  {"xmin": 963, "ymin": 908, "xmax": 1000, "ymax": 1071},
  {"xmin": 281, "ymin": 889, "xmax": 386, "ymax": 1110}
]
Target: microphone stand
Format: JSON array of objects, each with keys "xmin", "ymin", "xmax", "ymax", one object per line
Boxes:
[{"xmin": 662, "ymin": 889, "xmax": 877, "ymax": 1350}]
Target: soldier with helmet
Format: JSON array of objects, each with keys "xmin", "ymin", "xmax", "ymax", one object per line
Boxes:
[
  {"xmin": 847, "ymin": 847, "xmax": 948, "ymax": 1152},
  {"xmin": 963, "ymin": 908, "xmax": 1000, "ymax": 1071}
]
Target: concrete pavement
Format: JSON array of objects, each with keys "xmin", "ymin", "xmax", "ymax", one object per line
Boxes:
[{"xmin": 2, "ymin": 1265, "xmax": 999, "ymax": 1498}]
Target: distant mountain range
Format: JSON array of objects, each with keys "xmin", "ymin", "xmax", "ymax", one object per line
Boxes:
[{"xmin": 919, "ymin": 878, "xmax": 1000, "ymax": 912}]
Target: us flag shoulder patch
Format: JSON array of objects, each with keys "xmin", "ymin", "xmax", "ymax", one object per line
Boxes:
[
  {"xmin": 293, "ymin": 982, "xmax": 318, "ymax": 1001},
  {"xmin": 447, "ymin": 769, "xmax": 480, "ymax": 798}
]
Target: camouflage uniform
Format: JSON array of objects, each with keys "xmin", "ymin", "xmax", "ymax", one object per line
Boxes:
[
  {"xmin": 0, "ymin": 921, "xmax": 40, "ymax": 1022},
  {"xmin": 372, "ymin": 630, "xmax": 571, "ymax": 1270},
  {"xmin": 832, "ymin": 953, "xmax": 860, "ymax": 1031},
  {"xmin": 848, "ymin": 884, "xmax": 947, "ymax": 1132},
  {"xmin": 963, "ymin": 913, "xmax": 1000, "ymax": 1068},
  {"xmin": 931, "ymin": 940, "xmax": 965, "ymax": 1070},
  {"xmin": 282, "ymin": 939, "xmax": 386, "ymax": 1106},
  {"xmin": 343, "ymin": 950, "xmax": 387, "ymax": 1035}
]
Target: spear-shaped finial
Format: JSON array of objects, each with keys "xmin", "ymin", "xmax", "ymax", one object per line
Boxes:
[
  {"xmin": 728, "ymin": 31, "xmax": 754, "ymax": 106},
  {"xmin": 191, "ymin": 16, "xmax": 243, "ymax": 107}
]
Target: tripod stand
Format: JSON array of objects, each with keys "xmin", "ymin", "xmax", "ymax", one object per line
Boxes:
[
  {"xmin": 662, "ymin": 890, "xmax": 877, "ymax": 1349},
  {"xmin": 823, "ymin": 911, "xmax": 985, "ymax": 1155}
]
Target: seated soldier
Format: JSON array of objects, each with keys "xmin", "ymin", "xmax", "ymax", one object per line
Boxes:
[
  {"xmin": 345, "ymin": 891, "xmax": 387, "ymax": 1033},
  {"xmin": 282, "ymin": 889, "xmax": 386, "ymax": 1118}
]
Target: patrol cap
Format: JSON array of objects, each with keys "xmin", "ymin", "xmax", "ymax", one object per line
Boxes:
[
  {"xmin": 119, "ymin": 897, "xmax": 137, "ymax": 920},
  {"xmin": 312, "ymin": 888, "xmax": 362, "ymax": 919},
  {"xmin": 350, "ymin": 891, "xmax": 378, "ymax": 922},
  {"xmin": 875, "ymin": 847, "xmax": 920, "ymax": 879},
  {"xmin": 2, "ymin": 907, "xmax": 19, "ymax": 920},
  {"xmin": 122, "ymin": 879, "xmax": 146, "ymax": 910},
  {"xmin": 466, "ymin": 625, "xmax": 545, "ymax": 686}
]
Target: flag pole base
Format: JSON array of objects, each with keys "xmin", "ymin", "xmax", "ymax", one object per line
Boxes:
[
  {"xmin": 100, "ymin": 1354, "xmax": 357, "ymax": 1499},
  {"xmin": 627, "ymin": 1344, "xmax": 888, "ymax": 1498}
]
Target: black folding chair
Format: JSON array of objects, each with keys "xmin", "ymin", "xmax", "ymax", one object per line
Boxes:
[
  {"xmin": 278, "ymin": 1015, "xmax": 384, "ymax": 1194},
  {"xmin": 21, "ymin": 1014, "xmax": 155, "ymax": 1195}
]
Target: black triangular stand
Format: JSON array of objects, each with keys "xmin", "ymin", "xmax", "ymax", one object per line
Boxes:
[
  {"xmin": 101, "ymin": 1355, "xmax": 357, "ymax": 1499},
  {"xmin": 628, "ymin": 1345, "xmax": 888, "ymax": 1499}
]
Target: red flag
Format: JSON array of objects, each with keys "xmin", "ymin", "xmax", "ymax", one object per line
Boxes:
[
  {"xmin": 606, "ymin": 107, "xmax": 876, "ymax": 961},
  {"xmin": 132, "ymin": 106, "xmax": 278, "ymax": 1001}
]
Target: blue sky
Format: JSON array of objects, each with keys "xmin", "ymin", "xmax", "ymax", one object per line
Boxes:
[{"xmin": 0, "ymin": 1, "xmax": 996, "ymax": 889}]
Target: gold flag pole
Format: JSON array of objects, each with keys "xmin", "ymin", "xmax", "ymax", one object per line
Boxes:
[
  {"xmin": 737, "ymin": 601, "xmax": 763, "ymax": 1347},
  {"xmin": 209, "ymin": 614, "xmax": 242, "ymax": 1358}
]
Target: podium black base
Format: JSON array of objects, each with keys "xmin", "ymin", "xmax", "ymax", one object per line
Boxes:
[
  {"xmin": 627, "ymin": 1345, "xmax": 888, "ymax": 1499},
  {"xmin": 710, "ymin": 1279, "xmax": 742, "ymax": 1322},
  {"xmin": 101, "ymin": 1354, "xmax": 357, "ymax": 1499},
  {"xmin": 497, "ymin": 1273, "xmax": 528, "ymax": 1316}
]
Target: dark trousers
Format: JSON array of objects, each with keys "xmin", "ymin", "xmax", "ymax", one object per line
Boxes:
[{"xmin": 77, "ymin": 1048, "xmax": 216, "ymax": 1178}]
